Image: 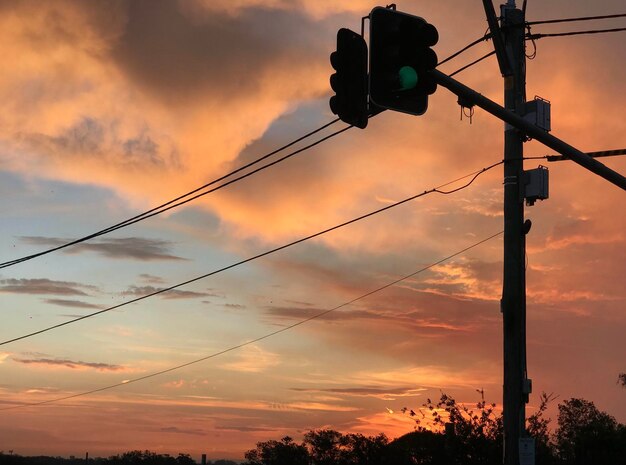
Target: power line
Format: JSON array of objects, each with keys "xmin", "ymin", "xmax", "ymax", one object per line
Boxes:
[
  {"xmin": 0, "ymin": 160, "xmax": 503, "ymax": 347},
  {"xmin": 435, "ymin": 161, "xmax": 502, "ymax": 193},
  {"xmin": 0, "ymin": 119, "xmax": 345, "ymax": 269},
  {"xmin": 527, "ymin": 13, "xmax": 626, "ymax": 26},
  {"xmin": 0, "ymin": 230, "xmax": 503, "ymax": 411},
  {"xmin": 437, "ymin": 33, "xmax": 492, "ymax": 68},
  {"xmin": 449, "ymin": 51, "xmax": 496, "ymax": 77},
  {"xmin": 0, "ymin": 36, "xmax": 499, "ymax": 270},
  {"xmin": 527, "ymin": 27, "xmax": 626, "ymax": 40}
]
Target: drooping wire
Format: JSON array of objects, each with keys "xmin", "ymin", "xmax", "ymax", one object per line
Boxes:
[
  {"xmin": 527, "ymin": 13, "xmax": 626, "ymax": 26},
  {"xmin": 521, "ymin": 24, "xmax": 626, "ymax": 60},
  {"xmin": 527, "ymin": 27, "xmax": 626, "ymax": 40},
  {"xmin": 0, "ymin": 160, "xmax": 504, "ymax": 347},
  {"xmin": 0, "ymin": 119, "xmax": 345, "ymax": 269},
  {"xmin": 0, "ymin": 230, "xmax": 503, "ymax": 411},
  {"xmin": 435, "ymin": 161, "xmax": 503, "ymax": 194},
  {"xmin": 525, "ymin": 25, "xmax": 537, "ymax": 59}
]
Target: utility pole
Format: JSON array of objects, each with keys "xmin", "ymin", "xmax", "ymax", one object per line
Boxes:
[{"xmin": 501, "ymin": 3, "xmax": 527, "ymax": 465}]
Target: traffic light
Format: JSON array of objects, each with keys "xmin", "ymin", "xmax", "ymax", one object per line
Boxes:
[
  {"xmin": 369, "ymin": 7, "xmax": 438, "ymax": 115},
  {"xmin": 329, "ymin": 28, "xmax": 369, "ymax": 129}
]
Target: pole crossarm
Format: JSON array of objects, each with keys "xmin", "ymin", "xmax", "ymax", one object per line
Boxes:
[{"xmin": 430, "ymin": 69, "xmax": 626, "ymax": 190}]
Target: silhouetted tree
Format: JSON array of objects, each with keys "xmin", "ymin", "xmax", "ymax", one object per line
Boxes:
[
  {"xmin": 402, "ymin": 391, "xmax": 502, "ymax": 464},
  {"xmin": 106, "ymin": 450, "xmax": 194, "ymax": 465},
  {"xmin": 387, "ymin": 429, "xmax": 447, "ymax": 465},
  {"xmin": 244, "ymin": 436, "xmax": 309, "ymax": 465},
  {"xmin": 619, "ymin": 372, "xmax": 626, "ymax": 388},
  {"xmin": 303, "ymin": 429, "xmax": 343, "ymax": 465},
  {"xmin": 554, "ymin": 398, "xmax": 624, "ymax": 465},
  {"xmin": 526, "ymin": 392, "xmax": 557, "ymax": 464},
  {"xmin": 338, "ymin": 432, "xmax": 389, "ymax": 465},
  {"xmin": 244, "ymin": 430, "xmax": 392, "ymax": 465},
  {"xmin": 174, "ymin": 454, "xmax": 195, "ymax": 465}
]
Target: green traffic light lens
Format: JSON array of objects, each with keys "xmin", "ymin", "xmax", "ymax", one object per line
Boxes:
[{"xmin": 398, "ymin": 66, "xmax": 418, "ymax": 90}]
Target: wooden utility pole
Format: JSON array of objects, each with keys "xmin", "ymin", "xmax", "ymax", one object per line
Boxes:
[{"xmin": 501, "ymin": 4, "xmax": 528, "ymax": 464}]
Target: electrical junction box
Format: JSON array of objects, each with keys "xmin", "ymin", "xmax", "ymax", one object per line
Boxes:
[
  {"xmin": 524, "ymin": 96, "xmax": 551, "ymax": 132},
  {"xmin": 524, "ymin": 166, "xmax": 549, "ymax": 206}
]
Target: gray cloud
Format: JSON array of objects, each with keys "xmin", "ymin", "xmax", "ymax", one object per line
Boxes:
[
  {"xmin": 18, "ymin": 116, "xmax": 177, "ymax": 169},
  {"xmin": 21, "ymin": 236, "xmax": 185, "ymax": 261},
  {"xmin": 215, "ymin": 425, "xmax": 276, "ymax": 433},
  {"xmin": 109, "ymin": 0, "xmax": 326, "ymax": 104},
  {"xmin": 139, "ymin": 273, "xmax": 166, "ymax": 284},
  {"xmin": 44, "ymin": 298, "xmax": 103, "ymax": 309},
  {"xmin": 122, "ymin": 285, "xmax": 212, "ymax": 300},
  {"xmin": 0, "ymin": 278, "xmax": 97, "ymax": 296},
  {"xmin": 222, "ymin": 303, "xmax": 246, "ymax": 309},
  {"xmin": 265, "ymin": 302, "xmax": 475, "ymax": 330},
  {"xmin": 265, "ymin": 305, "xmax": 385, "ymax": 322},
  {"xmin": 13, "ymin": 357, "xmax": 124, "ymax": 371},
  {"xmin": 160, "ymin": 426, "xmax": 205, "ymax": 436}
]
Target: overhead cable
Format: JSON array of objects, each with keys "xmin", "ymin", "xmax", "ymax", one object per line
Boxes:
[
  {"xmin": 437, "ymin": 33, "xmax": 492, "ymax": 67},
  {"xmin": 0, "ymin": 119, "xmax": 347, "ymax": 269},
  {"xmin": 528, "ymin": 27, "xmax": 626, "ymax": 40},
  {"xmin": 449, "ymin": 51, "xmax": 497, "ymax": 77},
  {"xmin": 527, "ymin": 13, "xmax": 626, "ymax": 26},
  {"xmin": 0, "ymin": 230, "xmax": 503, "ymax": 411},
  {"xmin": 1, "ymin": 35, "xmax": 502, "ymax": 270},
  {"xmin": 0, "ymin": 160, "xmax": 503, "ymax": 347}
]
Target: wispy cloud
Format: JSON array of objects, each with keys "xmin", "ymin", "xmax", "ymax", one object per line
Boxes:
[
  {"xmin": 163, "ymin": 379, "xmax": 186, "ymax": 389},
  {"xmin": 290, "ymin": 385, "xmax": 426, "ymax": 400},
  {"xmin": 0, "ymin": 278, "xmax": 97, "ymax": 296},
  {"xmin": 122, "ymin": 285, "xmax": 213, "ymax": 300},
  {"xmin": 23, "ymin": 386, "xmax": 63, "ymax": 395},
  {"xmin": 264, "ymin": 304, "xmax": 477, "ymax": 333},
  {"xmin": 265, "ymin": 305, "xmax": 385, "ymax": 322},
  {"xmin": 215, "ymin": 425, "xmax": 277, "ymax": 433},
  {"xmin": 359, "ymin": 366, "xmax": 499, "ymax": 390},
  {"xmin": 12, "ymin": 357, "xmax": 126, "ymax": 372},
  {"xmin": 220, "ymin": 345, "xmax": 280, "ymax": 373},
  {"xmin": 139, "ymin": 273, "xmax": 166, "ymax": 284},
  {"xmin": 44, "ymin": 298, "xmax": 103, "ymax": 309},
  {"xmin": 160, "ymin": 426, "xmax": 205, "ymax": 436},
  {"xmin": 20, "ymin": 236, "xmax": 186, "ymax": 261},
  {"xmin": 222, "ymin": 303, "xmax": 246, "ymax": 310},
  {"xmin": 288, "ymin": 402, "xmax": 359, "ymax": 412}
]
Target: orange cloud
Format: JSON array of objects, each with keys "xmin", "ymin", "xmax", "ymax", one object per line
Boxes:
[{"xmin": 219, "ymin": 345, "xmax": 281, "ymax": 373}]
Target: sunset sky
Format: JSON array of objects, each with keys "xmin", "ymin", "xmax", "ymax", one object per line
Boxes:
[{"xmin": 1, "ymin": 0, "xmax": 625, "ymax": 461}]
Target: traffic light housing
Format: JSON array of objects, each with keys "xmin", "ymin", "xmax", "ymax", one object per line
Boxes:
[
  {"xmin": 329, "ymin": 28, "xmax": 369, "ymax": 129},
  {"xmin": 369, "ymin": 7, "xmax": 438, "ymax": 115}
]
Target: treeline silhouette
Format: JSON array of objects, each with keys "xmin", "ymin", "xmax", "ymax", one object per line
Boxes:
[
  {"xmin": 0, "ymin": 451, "xmax": 236, "ymax": 465},
  {"xmin": 2, "ymin": 395, "xmax": 624, "ymax": 465},
  {"xmin": 244, "ymin": 394, "xmax": 626, "ymax": 465}
]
